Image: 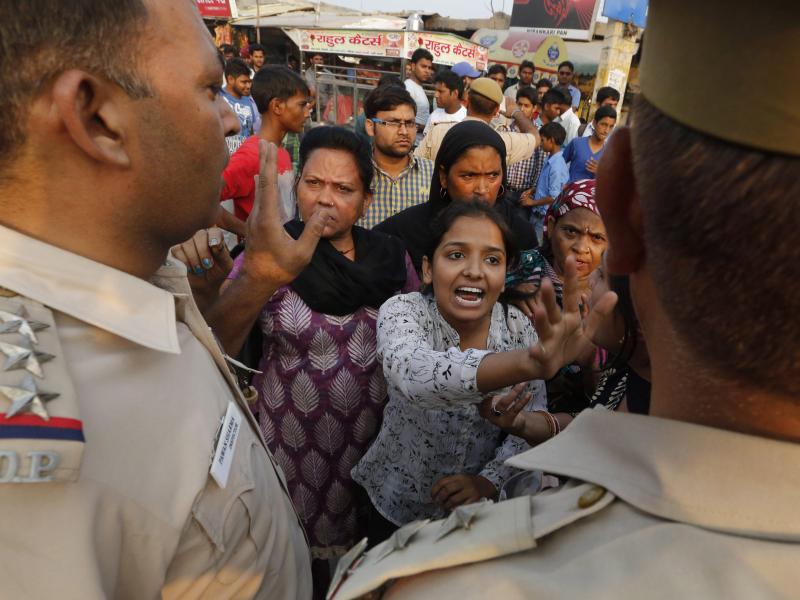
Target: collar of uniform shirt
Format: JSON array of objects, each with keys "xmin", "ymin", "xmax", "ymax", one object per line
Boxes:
[
  {"xmin": 507, "ymin": 407, "xmax": 800, "ymax": 541},
  {"xmin": 0, "ymin": 223, "xmax": 180, "ymax": 354}
]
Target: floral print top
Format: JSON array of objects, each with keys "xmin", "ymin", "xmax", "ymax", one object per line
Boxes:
[
  {"xmin": 230, "ymin": 253, "xmax": 419, "ymax": 563},
  {"xmin": 351, "ymin": 292, "xmax": 547, "ymax": 526}
]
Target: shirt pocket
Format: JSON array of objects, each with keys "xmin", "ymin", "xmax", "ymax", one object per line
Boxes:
[{"xmin": 190, "ymin": 430, "xmax": 267, "ymax": 587}]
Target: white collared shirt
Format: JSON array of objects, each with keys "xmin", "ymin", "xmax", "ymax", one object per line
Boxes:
[{"xmin": 556, "ymin": 107, "xmax": 581, "ymax": 145}]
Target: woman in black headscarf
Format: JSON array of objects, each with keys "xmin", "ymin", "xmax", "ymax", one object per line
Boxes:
[{"xmin": 375, "ymin": 120, "xmax": 538, "ymax": 272}]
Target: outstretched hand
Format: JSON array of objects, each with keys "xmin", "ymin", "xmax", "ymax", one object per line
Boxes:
[
  {"xmin": 242, "ymin": 141, "xmax": 332, "ymax": 287},
  {"xmin": 528, "ymin": 255, "xmax": 617, "ymax": 380}
]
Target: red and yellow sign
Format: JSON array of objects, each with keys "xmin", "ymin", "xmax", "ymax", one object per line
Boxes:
[
  {"xmin": 405, "ymin": 32, "xmax": 489, "ymax": 70},
  {"xmin": 287, "ymin": 29, "xmax": 487, "ymax": 71},
  {"xmin": 195, "ymin": 0, "xmax": 235, "ymax": 19}
]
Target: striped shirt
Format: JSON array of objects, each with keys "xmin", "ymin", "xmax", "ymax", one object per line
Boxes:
[{"xmin": 359, "ymin": 155, "xmax": 434, "ymax": 230}]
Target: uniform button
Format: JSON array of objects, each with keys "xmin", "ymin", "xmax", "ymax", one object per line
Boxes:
[
  {"xmin": 577, "ymin": 485, "xmax": 606, "ymax": 508},
  {"xmin": 243, "ymin": 385, "xmax": 258, "ymax": 406}
]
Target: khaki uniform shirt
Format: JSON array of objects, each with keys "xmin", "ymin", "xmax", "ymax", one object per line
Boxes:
[
  {"xmin": 0, "ymin": 224, "xmax": 312, "ymax": 599},
  {"xmin": 414, "ymin": 116, "xmax": 537, "ymax": 166},
  {"xmin": 330, "ymin": 408, "xmax": 800, "ymax": 599}
]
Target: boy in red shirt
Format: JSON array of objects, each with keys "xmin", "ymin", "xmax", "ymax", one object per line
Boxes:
[{"xmin": 219, "ymin": 65, "xmax": 311, "ymax": 236}]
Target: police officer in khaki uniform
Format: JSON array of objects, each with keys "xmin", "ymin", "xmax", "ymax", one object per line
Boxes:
[
  {"xmin": 328, "ymin": 0, "xmax": 800, "ymax": 597},
  {"xmin": 0, "ymin": 0, "xmax": 330, "ymax": 597}
]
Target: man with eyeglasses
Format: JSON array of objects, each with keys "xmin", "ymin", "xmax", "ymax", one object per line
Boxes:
[
  {"xmin": 557, "ymin": 60, "xmax": 581, "ymax": 109},
  {"xmin": 360, "ymin": 85, "xmax": 434, "ymax": 229}
]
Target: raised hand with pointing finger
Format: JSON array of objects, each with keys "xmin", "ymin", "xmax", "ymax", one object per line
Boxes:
[
  {"xmin": 202, "ymin": 140, "xmax": 333, "ymax": 356},
  {"xmin": 242, "ymin": 140, "xmax": 333, "ymax": 287}
]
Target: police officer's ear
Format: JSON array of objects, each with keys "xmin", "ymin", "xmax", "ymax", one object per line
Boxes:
[
  {"xmin": 48, "ymin": 69, "xmax": 131, "ymax": 168},
  {"xmin": 595, "ymin": 127, "xmax": 644, "ymax": 276}
]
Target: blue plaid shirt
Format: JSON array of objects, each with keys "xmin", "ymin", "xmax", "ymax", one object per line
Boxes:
[{"xmin": 359, "ymin": 155, "xmax": 434, "ymax": 230}]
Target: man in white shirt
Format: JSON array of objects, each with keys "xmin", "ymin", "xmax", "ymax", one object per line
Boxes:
[
  {"xmin": 554, "ymin": 86, "xmax": 580, "ymax": 144},
  {"xmin": 404, "ymin": 48, "xmax": 434, "ymax": 143},
  {"xmin": 424, "ymin": 70, "xmax": 466, "ymax": 135}
]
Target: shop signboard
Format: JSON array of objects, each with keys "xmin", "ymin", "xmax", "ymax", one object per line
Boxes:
[
  {"xmin": 286, "ymin": 29, "xmax": 488, "ymax": 71},
  {"xmin": 195, "ymin": 0, "xmax": 237, "ymax": 19},
  {"xmin": 295, "ymin": 29, "xmax": 405, "ymax": 59},
  {"xmin": 510, "ymin": 0, "xmax": 602, "ymax": 41},
  {"xmin": 405, "ymin": 32, "xmax": 489, "ymax": 70},
  {"xmin": 472, "ymin": 28, "xmax": 566, "ymax": 79}
]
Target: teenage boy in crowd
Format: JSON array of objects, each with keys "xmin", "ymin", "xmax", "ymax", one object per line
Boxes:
[
  {"xmin": 424, "ymin": 70, "xmax": 466, "ymax": 135},
  {"xmin": 535, "ymin": 88, "xmax": 564, "ymax": 128},
  {"xmin": 218, "ymin": 66, "xmax": 311, "ymax": 236},
  {"xmin": 361, "ymin": 85, "xmax": 435, "ymax": 229},
  {"xmin": 506, "ymin": 87, "xmax": 547, "ymax": 204},
  {"xmin": 404, "ymin": 48, "xmax": 435, "ymax": 143},
  {"xmin": 505, "ymin": 60, "xmax": 535, "ymax": 100},
  {"xmin": 581, "ymin": 86, "xmax": 621, "ymax": 137},
  {"xmin": 555, "ymin": 86, "xmax": 580, "ymax": 144},
  {"xmin": 220, "ymin": 58, "xmax": 259, "ymax": 154},
  {"xmin": 521, "ymin": 121, "xmax": 569, "ymax": 243}
]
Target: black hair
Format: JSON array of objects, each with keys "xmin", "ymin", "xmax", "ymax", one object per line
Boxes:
[
  {"xmin": 297, "ymin": 126, "xmax": 374, "ymax": 195},
  {"xmin": 468, "ymin": 90, "xmax": 498, "ymax": 116},
  {"xmin": 410, "ymin": 48, "xmax": 434, "ymax": 64},
  {"xmin": 435, "ymin": 70, "xmax": 464, "ymax": 95},
  {"xmin": 594, "ymin": 105, "xmax": 618, "ymax": 123},
  {"xmin": 308, "ymin": 52, "xmax": 325, "ymax": 61},
  {"xmin": 539, "ymin": 121, "xmax": 566, "ymax": 146},
  {"xmin": 378, "ymin": 74, "xmax": 402, "ymax": 87},
  {"xmin": 219, "ymin": 44, "xmax": 236, "ymax": 55},
  {"xmin": 554, "ymin": 85, "xmax": 573, "ymax": 106},
  {"xmin": 558, "ymin": 60, "xmax": 574, "ymax": 72},
  {"xmin": 364, "ymin": 84, "xmax": 416, "ymax": 119},
  {"xmin": 596, "ymin": 86, "xmax": 620, "ymax": 105},
  {"xmin": 516, "ymin": 86, "xmax": 538, "ymax": 105},
  {"xmin": 542, "ymin": 89, "xmax": 565, "ymax": 107},
  {"xmin": 251, "ymin": 65, "xmax": 309, "ymax": 114},
  {"xmin": 536, "ymin": 78, "xmax": 553, "ymax": 90},
  {"xmin": 248, "ymin": 43, "xmax": 265, "ymax": 55},
  {"xmin": 487, "ymin": 64, "xmax": 507, "ymax": 77},
  {"xmin": 422, "ymin": 200, "xmax": 521, "ymax": 296},
  {"xmin": 519, "ymin": 60, "xmax": 535, "ymax": 72},
  {"xmin": 224, "ymin": 57, "xmax": 250, "ymax": 79}
]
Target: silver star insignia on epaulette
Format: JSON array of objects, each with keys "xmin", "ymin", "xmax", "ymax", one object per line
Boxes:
[
  {"xmin": 0, "ymin": 340, "xmax": 54, "ymax": 378},
  {"xmin": 434, "ymin": 499, "xmax": 492, "ymax": 542},
  {"xmin": 0, "ymin": 374, "xmax": 59, "ymax": 420},
  {"xmin": 372, "ymin": 519, "xmax": 430, "ymax": 563},
  {"xmin": 0, "ymin": 307, "xmax": 49, "ymax": 345},
  {"xmin": 327, "ymin": 537, "xmax": 368, "ymax": 600}
]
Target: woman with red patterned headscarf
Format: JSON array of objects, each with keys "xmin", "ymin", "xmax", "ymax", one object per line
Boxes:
[{"xmin": 505, "ymin": 179, "xmax": 608, "ymax": 417}]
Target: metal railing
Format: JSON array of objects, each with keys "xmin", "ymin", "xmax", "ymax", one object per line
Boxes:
[{"xmin": 306, "ymin": 63, "xmax": 435, "ymax": 128}]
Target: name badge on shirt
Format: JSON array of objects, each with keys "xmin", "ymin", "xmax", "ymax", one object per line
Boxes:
[{"xmin": 210, "ymin": 401, "xmax": 242, "ymax": 489}]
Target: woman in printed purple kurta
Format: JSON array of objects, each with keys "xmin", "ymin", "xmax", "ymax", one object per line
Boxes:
[{"xmin": 224, "ymin": 126, "xmax": 418, "ymax": 598}]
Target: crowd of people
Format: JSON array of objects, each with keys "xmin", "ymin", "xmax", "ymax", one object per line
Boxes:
[
  {"xmin": 1, "ymin": 0, "xmax": 797, "ymax": 599},
  {"xmin": 179, "ymin": 26, "xmax": 640, "ymax": 598}
]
